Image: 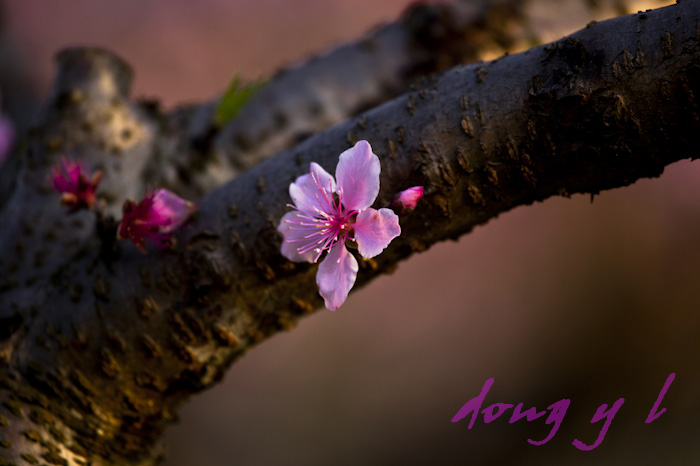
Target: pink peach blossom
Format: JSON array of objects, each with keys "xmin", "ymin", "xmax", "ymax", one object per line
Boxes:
[
  {"xmin": 49, "ymin": 157, "xmax": 103, "ymax": 211},
  {"xmin": 391, "ymin": 186, "xmax": 424, "ymax": 215},
  {"xmin": 119, "ymin": 188, "xmax": 198, "ymax": 253},
  {"xmin": 278, "ymin": 140, "xmax": 400, "ymax": 310}
]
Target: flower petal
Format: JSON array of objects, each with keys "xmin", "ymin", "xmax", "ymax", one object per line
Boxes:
[
  {"xmin": 289, "ymin": 162, "xmax": 336, "ymax": 215},
  {"xmin": 353, "ymin": 207, "xmax": 401, "ymax": 258},
  {"xmin": 277, "ymin": 210, "xmax": 317, "ymax": 263},
  {"xmin": 316, "ymin": 242, "xmax": 358, "ymax": 311},
  {"xmin": 118, "ymin": 188, "xmax": 196, "ymax": 252},
  {"xmin": 390, "ymin": 186, "xmax": 424, "ymax": 214},
  {"xmin": 335, "ymin": 140, "xmax": 380, "ymax": 212},
  {"xmin": 152, "ymin": 189, "xmax": 198, "ymax": 233},
  {"xmin": 51, "ymin": 158, "xmax": 81, "ymax": 192}
]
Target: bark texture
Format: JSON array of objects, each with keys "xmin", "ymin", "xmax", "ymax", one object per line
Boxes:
[
  {"xmin": 0, "ymin": 0, "xmax": 697, "ymax": 465},
  {"xmin": 152, "ymin": 0, "xmax": 531, "ymax": 199}
]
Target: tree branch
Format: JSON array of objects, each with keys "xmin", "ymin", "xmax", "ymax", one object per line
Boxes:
[
  {"xmin": 150, "ymin": 0, "xmax": 650, "ymax": 198},
  {"xmin": 1, "ymin": 1, "xmax": 697, "ymax": 465},
  {"xmin": 152, "ymin": 0, "xmax": 532, "ymax": 198}
]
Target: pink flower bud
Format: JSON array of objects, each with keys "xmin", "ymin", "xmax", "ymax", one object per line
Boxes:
[
  {"xmin": 390, "ymin": 186, "xmax": 424, "ymax": 215},
  {"xmin": 118, "ymin": 188, "xmax": 198, "ymax": 253},
  {"xmin": 49, "ymin": 157, "xmax": 103, "ymax": 211}
]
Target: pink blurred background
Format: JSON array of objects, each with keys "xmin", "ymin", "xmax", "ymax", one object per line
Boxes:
[{"xmin": 2, "ymin": 0, "xmax": 698, "ymax": 464}]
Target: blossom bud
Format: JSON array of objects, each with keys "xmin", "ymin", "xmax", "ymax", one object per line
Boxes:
[
  {"xmin": 390, "ymin": 186, "xmax": 424, "ymax": 215},
  {"xmin": 49, "ymin": 158, "xmax": 102, "ymax": 212},
  {"xmin": 118, "ymin": 188, "xmax": 198, "ymax": 253}
]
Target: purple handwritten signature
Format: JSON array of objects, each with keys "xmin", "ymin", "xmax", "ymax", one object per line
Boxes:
[{"xmin": 451, "ymin": 373, "xmax": 675, "ymax": 450}]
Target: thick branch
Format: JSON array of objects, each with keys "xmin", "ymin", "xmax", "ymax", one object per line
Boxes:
[
  {"xmin": 1, "ymin": 1, "xmax": 697, "ymax": 465},
  {"xmin": 152, "ymin": 0, "xmax": 652, "ymax": 198},
  {"xmin": 153, "ymin": 0, "xmax": 531, "ymax": 198}
]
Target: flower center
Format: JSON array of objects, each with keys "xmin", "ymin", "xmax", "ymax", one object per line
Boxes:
[{"xmin": 286, "ymin": 173, "xmax": 358, "ymax": 262}]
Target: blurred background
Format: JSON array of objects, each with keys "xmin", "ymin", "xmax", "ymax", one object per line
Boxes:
[{"xmin": 1, "ymin": 0, "xmax": 696, "ymax": 464}]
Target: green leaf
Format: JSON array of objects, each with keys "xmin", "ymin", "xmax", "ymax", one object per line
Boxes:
[{"xmin": 214, "ymin": 74, "xmax": 266, "ymax": 126}]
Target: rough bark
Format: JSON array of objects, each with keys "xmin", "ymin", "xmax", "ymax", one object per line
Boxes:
[
  {"xmin": 148, "ymin": 0, "xmax": 649, "ymax": 199},
  {"xmin": 1, "ymin": 0, "xmax": 697, "ymax": 465},
  {"xmin": 151, "ymin": 0, "xmax": 532, "ymax": 199}
]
